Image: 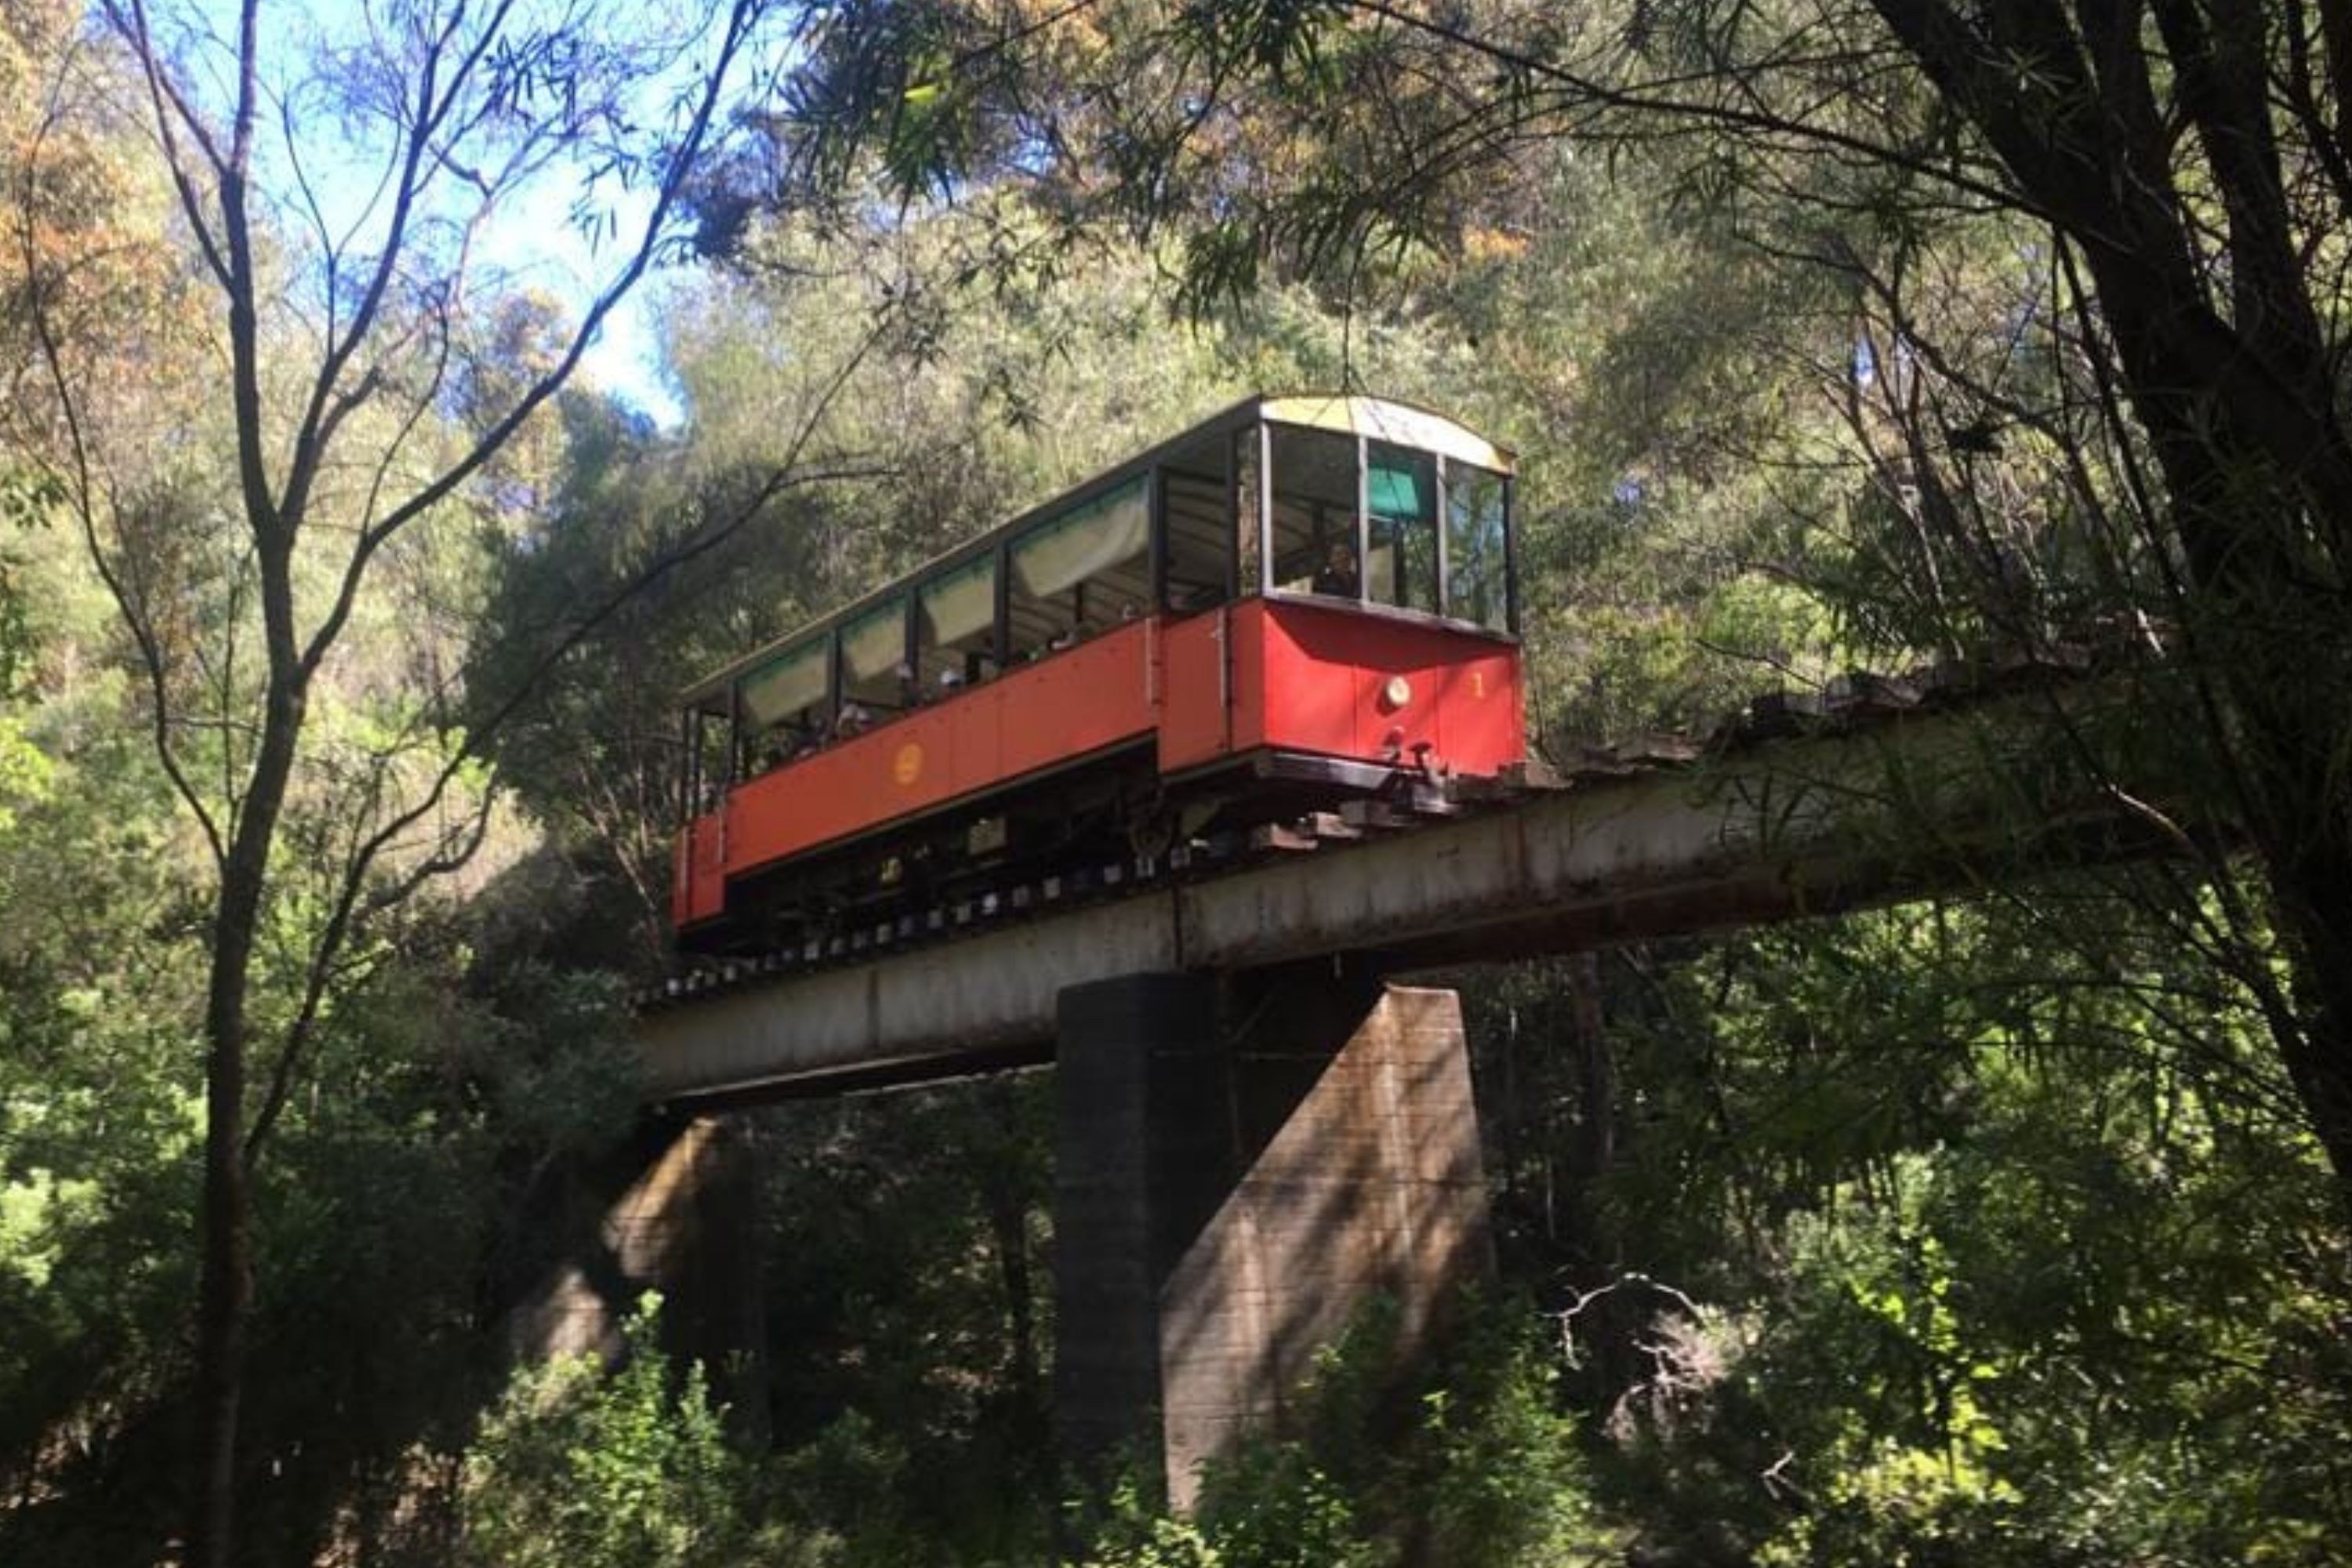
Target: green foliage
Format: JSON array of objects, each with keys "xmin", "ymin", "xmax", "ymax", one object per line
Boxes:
[
  {"xmin": 1472, "ymin": 898, "xmax": 2352, "ymax": 1568},
  {"xmin": 1415, "ymin": 1309, "xmax": 1592, "ymax": 1568},
  {"xmin": 1076, "ymin": 1473, "xmax": 1221, "ymax": 1568},
  {"xmin": 0, "ymin": 593, "xmax": 666, "ymax": 1559},
  {"xmin": 0, "ymin": 466, "xmax": 62, "ymax": 701},
  {"xmin": 750, "ymin": 1079, "xmax": 1057, "ymax": 1563},
  {"xmin": 9, "ymin": 5, "xmax": 2352, "ymax": 1563},
  {"xmin": 463, "ymin": 1294, "xmax": 831, "ymax": 1568},
  {"xmin": 1079, "ymin": 1296, "xmax": 1606, "ymax": 1568},
  {"xmin": 1196, "ymin": 1435, "xmax": 1378, "ymax": 1568},
  {"xmin": 0, "ymin": 710, "xmax": 49, "ymax": 834},
  {"xmin": 0, "ymin": 630, "xmax": 207, "ymax": 1555}
]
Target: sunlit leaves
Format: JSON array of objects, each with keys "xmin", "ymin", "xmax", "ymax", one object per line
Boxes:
[{"xmin": 462, "ymin": 1294, "xmax": 809, "ymax": 1568}]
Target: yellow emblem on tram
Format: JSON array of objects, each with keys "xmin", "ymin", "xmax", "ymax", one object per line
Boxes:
[{"xmin": 893, "ymin": 742, "xmax": 924, "ymax": 786}]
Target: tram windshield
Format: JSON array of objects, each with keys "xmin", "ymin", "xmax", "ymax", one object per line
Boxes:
[
  {"xmin": 1256, "ymin": 411, "xmax": 1513, "ymax": 632},
  {"xmin": 1367, "ymin": 443, "xmax": 1439, "ymax": 616},
  {"xmin": 1444, "ymin": 463, "xmax": 1511, "ymax": 633}
]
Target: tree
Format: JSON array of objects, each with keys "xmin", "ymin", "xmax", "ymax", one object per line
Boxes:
[{"xmin": 0, "ymin": 2, "xmax": 864, "ymax": 1558}]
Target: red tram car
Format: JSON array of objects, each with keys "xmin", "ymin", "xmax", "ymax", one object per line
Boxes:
[{"xmin": 672, "ymin": 394, "xmax": 1525, "ymax": 954}]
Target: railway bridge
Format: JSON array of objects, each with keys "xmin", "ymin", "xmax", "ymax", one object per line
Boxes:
[{"xmin": 545, "ymin": 661, "xmax": 2162, "ymax": 1504}]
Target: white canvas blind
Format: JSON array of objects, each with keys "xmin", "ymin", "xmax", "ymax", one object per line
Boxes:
[
  {"xmin": 739, "ymin": 641, "xmax": 826, "ymax": 728},
  {"xmin": 921, "ymin": 557, "xmax": 996, "ymax": 645},
  {"xmin": 1011, "ymin": 478, "xmax": 1149, "ymax": 599},
  {"xmin": 841, "ymin": 599, "xmax": 907, "ymax": 681}
]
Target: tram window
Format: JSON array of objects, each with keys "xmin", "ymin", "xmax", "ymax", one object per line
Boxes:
[
  {"xmin": 1367, "ymin": 444, "xmax": 1439, "ymax": 616},
  {"xmin": 736, "ymin": 637, "xmax": 830, "ymax": 771},
  {"xmin": 1009, "ymin": 477, "xmax": 1149, "ymax": 655},
  {"xmin": 684, "ymin": 702, "xmax": 730, "ymax": 815},
  {"xmin": 1236, "ymin": 426, "xmax": 1263, "ymax": 595},
  {"xmin": 1445, "ymin": 463, "xmax": 1512, "ymax": 633},
  {"xmin": 1269, "ymin": 426, "xmax": 1359, "ymax": 599},
  {"xmin": 839, "ymin": 597, "xmax": 909, "ymax": 720},
  {"xmin": 1160, "ymin": 433, "xmax": 1232, "ymax": 612},
  {"xmin": 916, "ymin": 555, "xmax": 998, "ymax": 695}
]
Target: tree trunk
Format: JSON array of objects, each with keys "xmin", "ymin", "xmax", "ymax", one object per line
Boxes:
[
  {"xmin": 2265, "ymin": 830, "xmax": 2352, "ymax": 1196},
  {"xmin": 2114, "ymin": 383, "xmax": 2352, "ymax": 1212},
  {"xmin": 1566, "ymin": 953, "xmax": 1615, "ymax": 1191},
  {"xmin": 191, "ymin": 884, "xmax": 257, "ymax": 1568},
  {"xmin": 978, "ymin": 1083, "xmax": 1042, "ymax": 1415},
  {"xmin": 1867, "ymin": 0, "xmax": 2352, "ymax": 1219},
  {"xmin": 189, "ymin": 671, "xmax": 302, "ymax": 1568},
  {"xmin": 2085, "ymin": 254, "xmax": 2352, "ymax": 1210},
  {"xmin": 191, "ymin": 1016, "xmax": 249, "ymax": 1568},
  {"xmin": 987, "ymin": 1180, "xmax": 1040, "ymax": 1408}
]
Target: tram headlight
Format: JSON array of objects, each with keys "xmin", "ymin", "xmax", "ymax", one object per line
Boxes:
[{"xmin": 1381, "ymin": 674, "xmax": 1413, "ymax": 711}]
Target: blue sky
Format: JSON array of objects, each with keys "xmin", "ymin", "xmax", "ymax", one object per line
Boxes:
[
  {"xmin": 477, "ymin": 175, "xmax": 687, "ymax": 426},
  {"xmin": 234, "ymin": 0, "xmax": 732, "ymax": 428}
]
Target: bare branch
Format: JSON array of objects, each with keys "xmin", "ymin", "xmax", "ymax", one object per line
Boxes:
[
  {"xmin": 13, "ymin": 49, "xmax": 227, "ymax": 869},
  {"xmin": 239, "ymin": 309, "xmax": 890, "ymax": 1169},
  {"xmin": 297, "ymin": 0, "xmax": 764, "ymax": 681},
  {"xmin": 281, "ymin": 0, "xmax": 524, "ymax": 535},
  {"xmin": 109, "ymin": 0, "xmax": 232, "ymax": 288},
  {"xmin": 1334, "ymin": 0, "xmax": 2038, "ymax": 218}
]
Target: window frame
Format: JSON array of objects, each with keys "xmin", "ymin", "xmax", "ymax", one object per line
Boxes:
[
  {"xmin": 837, "ymin": 593, "xmax": 913, "ymax": 712},
  {"xmin": 914, "ymin": 551, "xmax": 1004, "ymax": 694},
  {"xmin": 1250, "ymin": 417, "xmax": 1518, "ymax": 639}
]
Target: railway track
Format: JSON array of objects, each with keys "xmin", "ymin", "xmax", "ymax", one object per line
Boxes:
[{"xmin": 635, "ymin": 762, "xmax": 1547, "ymax": 1012}]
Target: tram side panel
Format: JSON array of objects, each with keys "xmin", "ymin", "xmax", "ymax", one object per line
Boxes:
[
  {"xmin": 678, "ymin": 817, "xmax": 728, "ymax": 928},
  {"xmin": 1157, "ymin": 609, "xmax": 1235, "ymax": 771},
  {"xmin": 676, "ymin": 621, "xmax": 1162, "ymax": 935},
  {"xmin": 997, "ymin": 621, "xmax": 1156, "ymax": 779},
  {"xmin": 673, "ymin": 604, "xmax": 1526, "ymax": 940}
]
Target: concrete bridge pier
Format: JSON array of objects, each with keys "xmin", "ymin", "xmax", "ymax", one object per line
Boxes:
[
  {"xmin": 1054, "ymin": 965, "xmax": 1493, "ymax": 1508},
  {"xmin": 513, "ymin": 1113, "xmax": 770, "ymax": 1440}
]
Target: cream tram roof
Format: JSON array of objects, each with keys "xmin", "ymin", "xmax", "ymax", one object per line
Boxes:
[{"xmin": 679, "ymin": 394, "xmax": 1512, "ymax": 709}]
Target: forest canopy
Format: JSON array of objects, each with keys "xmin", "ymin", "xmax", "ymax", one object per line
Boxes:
[{"xmin": 2, "ymin": 1, "xmax": 2350, "ymax": 1564}]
